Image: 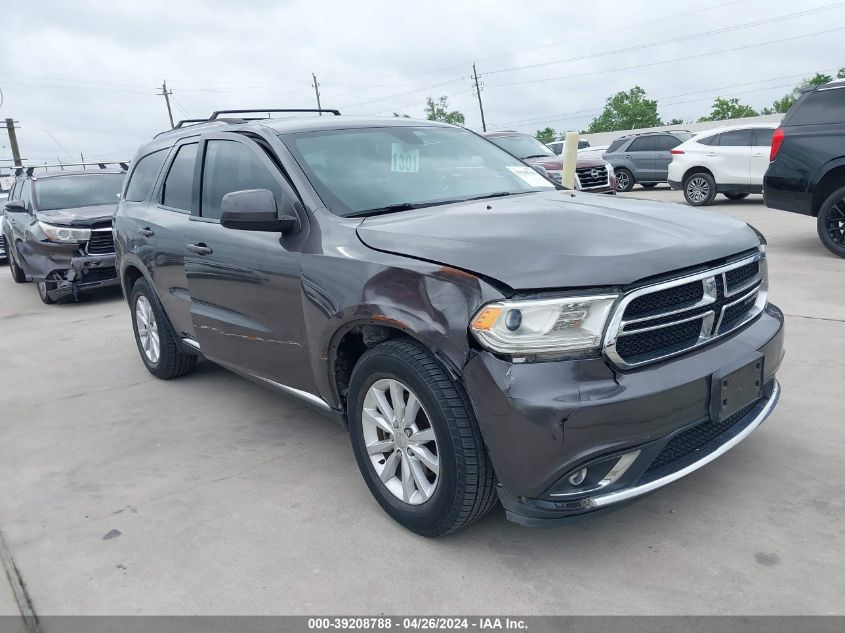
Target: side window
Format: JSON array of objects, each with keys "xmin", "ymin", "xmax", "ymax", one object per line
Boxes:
[
  {"xmin": 628, "ymin": 136, "xmax": 657, "ymax": 151},
  {"xmin": 161, "ymin": 143, "xmax": 198, "ymax": 212},
  {"xmin": 549, "ymin": 142, "xmax": 562, "ymax": 154},
  {"xmin": 9, "ymin": 180, "xmax": 21, "ymax": 200},
  {"xmin": 20, "ymin": 181, "xmax": 32, "ymax": 206},
  {"xmin": 605, "ymin": 138, "xmax": 627, "ymax": 154},
  {"xmin": 124, "ymin": 149, "xmax": 169, "ymax": 202},
  {"xmin": 719, "ymin": 129, "xmax": 752, "ymax": 147},
  {"xmin": 657, "ymin": 135, "xmax": 681, "ymax": 150},
  {"xmin": 698, "ymin": 134, "xmax": 717, "ymax": 146},
  {"xmin": 753, "ymin": 128, "xmax": 774, "ymax": 146},
  {"xmin": 200, "ymin": 140, "xmax": 286, "ymax": 220}
]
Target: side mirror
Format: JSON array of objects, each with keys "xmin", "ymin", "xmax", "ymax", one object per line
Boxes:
[
  {"xmin": 219, "ymin": 189, "xmax": 298, "ymax": 233},
  {"xmin": 4, "ymin": 199, "xmax": 26, "ymax": 213}
]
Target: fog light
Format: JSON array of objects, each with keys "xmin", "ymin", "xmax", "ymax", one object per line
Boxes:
[{"xmin": 568, "ymin": 467, "xmax": 587, "ymax": 486}]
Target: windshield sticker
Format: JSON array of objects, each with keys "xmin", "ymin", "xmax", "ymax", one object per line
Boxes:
[
  {"xmin": 391, "ymin": 143, "xmax": 420, "ymax": 173},
  {"xmin": 506, "ymin": 165, "xmax": 553, "ymax": 188}
]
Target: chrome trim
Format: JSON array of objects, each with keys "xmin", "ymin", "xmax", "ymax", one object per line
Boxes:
[
  {"xmin": 714, "ymin": 282, "xmax": 762, "ymax": 333},
  {"xmin": 584, "ymin": 381, "xmax": 780, "ymax": 509},
  {"xmin": 181, "ymin": 337, "xmax": 201, "ymax": 351},
  {"xmin": 550, "ymin": 450, "xmax": 641, "ymax": 499},
  {"xmin": 604, "ymin": 252, "xmax": 767, "ymax": 369},
  {"xmin": 250, "ymin": 374, "xmax": 331, "ymax": 411},
  {"xmin": 620, "ymin": 309, "xmax": 711, "ymax": 335}
]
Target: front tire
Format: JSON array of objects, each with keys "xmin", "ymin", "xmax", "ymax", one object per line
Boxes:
[
  {"xmin": 817, "ymin": 185, "xmax": 845, "ymax": 258},
  {"xmin": 36, "ymin": 280, "xmax": 56, "ymax": 305},
  {"xmin": 130, "ymin": 277, "xmax": 197, "ymax": 379},
  {"xmin": 615, "ymin": 168, "xmax": 634, "ymax": 192},
  {"xmin": 724, "ymin": 192, "xmax": 749, "ymax": 200},
  {"xmin": 7, "ymin": 243, "xmax": 27, "ymax": 283},
  {"xmin": 347, "ymin": 339, "xmax": 497, "ymax": 536},
  {"xmin": 684, "ymin": 172, "xmax": 717, "ymax": 206}
]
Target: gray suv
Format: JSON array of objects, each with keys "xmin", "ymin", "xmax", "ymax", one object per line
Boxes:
[
  {"xmin": 114, "ymin": 109, "xmax": 783, "ymax": 535},
  {"xmin": 604, "ymin": 131, "xmax": 693, "ymax": 192}
]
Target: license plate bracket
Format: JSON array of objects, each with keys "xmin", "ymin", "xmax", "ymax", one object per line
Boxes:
[{"xmin": 710, "ymin": 355, "xmax": 764, "ymax": 422}]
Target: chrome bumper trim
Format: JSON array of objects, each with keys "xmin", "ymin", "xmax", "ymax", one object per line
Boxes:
[{"xmin": 586, "ymin": 380, "xmax": 780, "ymax": 509}]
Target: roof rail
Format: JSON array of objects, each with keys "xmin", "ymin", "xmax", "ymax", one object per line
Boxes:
[
  {"xmin": 209, "ymin": 108, "xmax": 341, "ymax": 119},
  {"xmin": 174, "ymin": 118, "xmax": 210, "ymax": 129},
  {"xmin": 15, "ymin": 161, "xmax": 130, "ymax": 177}
]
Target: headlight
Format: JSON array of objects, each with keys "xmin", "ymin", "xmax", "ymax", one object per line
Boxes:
[
  {"xmin": 470, "ymin": 294, "xmax": 618, "ymax": 356},
  {"xmin": 605, "ymin": 163, "xmax": 615, "ymax": 179},
  {"xmin": 37, "ymin": 221, "xmax": 91, "ymax": 243}
]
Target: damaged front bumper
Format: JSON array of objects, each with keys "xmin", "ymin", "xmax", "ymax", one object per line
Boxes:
[
  {"xmin": 15, "ymin": 239, "xmax": 119, "ymax": 301},
  {"xmin": 461, "ymin": 304, "xmax": 785, "ymax": 526}
]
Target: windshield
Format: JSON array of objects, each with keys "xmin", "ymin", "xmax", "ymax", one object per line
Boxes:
[
  {"xmin": 34, "ymin": 174, "xmax": 124, "ymax": 211},
  {"xmin": 486, "ymin": 135, "xmax": 556, "ymax": 159},
  {"xmin": 281, "ymin": 126, "xmax": 555, "ymax": 216}
]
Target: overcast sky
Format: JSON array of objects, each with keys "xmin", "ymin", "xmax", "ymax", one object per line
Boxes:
[{"xmin": 0, "ymin": 0, "xmax": 842, "ymax": 166}]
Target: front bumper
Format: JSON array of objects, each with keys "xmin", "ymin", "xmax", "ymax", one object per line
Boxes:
[
  {"xmin": 16, "ymin": 239, "xmax": 118, "ymax": 300},
  {"xmin": 461, "ymin": 304, "xmax": 784, "ymax": 525}
]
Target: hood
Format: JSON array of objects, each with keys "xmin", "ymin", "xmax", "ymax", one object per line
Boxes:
[
  {"xmin": 525, "ymin": 156, "xmax": 606, "ymax": 171},
  {"xmin": 36, "ymin": 204, "xmax": 117, "ymax": 226},
  {"xmin": 356, "ymin": 191, "xmax": 759, "ymax": 290}
]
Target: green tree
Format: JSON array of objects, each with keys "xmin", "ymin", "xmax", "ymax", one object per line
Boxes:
[
  {"xmin": 839, "ymin": 67, "xmax": 845, "ymax": 79},
  {"xmin": 771, "ymin": 72, "xmax": 835, "ymax": 113},
  {"xmin": 698, "ymin": 97, "xmax": 758, "ymax": 122},
  {"xmin": 424, "ymin": 96, "xmax": 465, "ymax": 126},
  {"xmin": 535, "ymin": 127, "xmax": 557, "ymax": 144},
  {"xmin": 587, "ymin": 86, "xmax": 662, "ymax": 133},
  {"xmin": 667, "ymin": 117, "xmax": 684, "ymax": 125}
]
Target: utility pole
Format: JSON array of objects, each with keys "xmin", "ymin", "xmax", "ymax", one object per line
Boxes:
[
  {"xmin": 312, "ymin": 73, "xmax": 322, "ymax": 115},
  {"xmin": 157, "ymin": 80, "xmax": 175, "ymax": 129},
  {"xmin": 5, "ymin": 118, "xmax": 22, "ymax": 167},
  {"xmin": 472, "ymin": 63, "xmax": 487, "ymax": 133}
]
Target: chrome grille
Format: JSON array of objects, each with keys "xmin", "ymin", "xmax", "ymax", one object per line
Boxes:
[
  {"xmin": 576, "ymin": 165, "xmax": 609, "ymax": 189},
  {"xmin": 86, "ymin": 225, "xmax": 115, "ymax": 255},
  {"xmin": 604, "ymin": 252, "xmax": 767, "ymax": 368},
  {"xmin": 0, "ymin": 232, "xmax": 5, "ymax": 253}
]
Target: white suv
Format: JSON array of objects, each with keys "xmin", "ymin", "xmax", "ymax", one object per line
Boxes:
[{"xmin": 668, "ymin": 124, "xmax": 776, "ymax": 206}]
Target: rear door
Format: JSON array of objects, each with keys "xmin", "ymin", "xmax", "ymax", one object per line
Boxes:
[
  {"xmin": 625, "ymin": 135, "xmax": 658, "ymax": 181},
  {"xmin": 129, "ymin": 143, "xmax": 197, "ymax": 338},
  {"xmin": 714, "ymin": 129, "xmax": 752, "ymax": 190},
  {"xmin": 184, "ymin": 132, "xmax": 314, "ymax": 392},
  {"xmin": 655, "ymin": 134, "xmax": 683, "ymax": 180},
  {"xmin": 750, "ymin": 128, "xmax": 774, "ymax": 188}
]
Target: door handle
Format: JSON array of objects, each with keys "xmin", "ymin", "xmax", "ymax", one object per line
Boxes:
[
  {"xmin": 137, "ymin": 227, "xmax": 155, "ymax": 237},
  {"xmin": 706, "ymin": 152, "xmax": 717, "ymax": 157},
  {"xmin": 752, "ymin": 153, "xmax": 765, "ymax": 157},
  {"xmin": 187, "ymin": 243, "xmax": 213, "ymax": 255},
  {"xmin": 625, "ymin": 155, "xmax": 633, "ymax": 159}
]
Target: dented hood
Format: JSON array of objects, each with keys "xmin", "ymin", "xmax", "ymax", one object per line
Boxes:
[
  {"xmin": 355, "ymin": 191, "xmax": 760, "ymax": 290},
  {"xmin": 36, "ymin": 204, "xmax": 117, "ymax": 227}
]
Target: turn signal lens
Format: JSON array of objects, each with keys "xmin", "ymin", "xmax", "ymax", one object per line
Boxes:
[{"xmin": 471, "ymin": 306, "xmax": 502, "ymax": 331}]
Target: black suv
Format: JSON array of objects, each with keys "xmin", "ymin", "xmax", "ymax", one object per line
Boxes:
[
  {"xmin": 2, "ymin": 164, "xmax": 126, "ymax": 303},
  {"xmin": 603, "ymin": 131, "xmax": 693, "ymax": 192},
  {"xmin": 764, "ymin": 79, "xmax": 845, "ymax": 257},
  {"xmin": 114, "ymin": 109, "xmax": 783, "ymax": 535}
]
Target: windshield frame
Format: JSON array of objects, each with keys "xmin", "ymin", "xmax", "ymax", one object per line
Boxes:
[
  {"xmin": 33, "ymin": 173, "xmax": 125, "ymax": 211},
  {"xmin": 278, "ymin": 125, "xmax": 558, "ymax": 217}
]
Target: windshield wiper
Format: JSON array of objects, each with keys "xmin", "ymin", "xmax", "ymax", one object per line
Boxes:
[
  {"xmin": 346, "ymin": 192, "xmax": 519, "ymax": 218},
  {"xmin": 523, "ymin": 154, "xmax": 552, "ymax": 159}
]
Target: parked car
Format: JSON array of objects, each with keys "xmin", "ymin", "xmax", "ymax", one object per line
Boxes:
[
  {"xmin": 668, "ymin": 124, "xmax": 777, "ymax": 206},
  {"xmin": 603, "ymin": 131, "xmax": 694, "ymax": 192},
  {"xmin": 577, "ymin": 144, "xmax": 608, "ymax": 160},
  {"xmin": 115, "ymin": 109, "xmax": 783, "ymax": 536},
  {"xmin": 547, "ymin": 138, "xmax": 590, "ymax": 153},
  {"xmin": 0, "ymin": 191, "xmax": 7, "ymax": 262},
  {"xmin": 482, "ymin": 131, "xmax": 615, "ymax": 193},
  {"xmin": 764, "ymin": 79, "xmax": 845, "ymax": 257},
  {"xmin": 2, "ymin": 164, "xmax": 126, "ymax": 303}
]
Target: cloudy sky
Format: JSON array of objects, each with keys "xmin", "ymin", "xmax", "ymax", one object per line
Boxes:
[{"xmin": 0, "ymin": 0, "xmax": 842, "ymax": 166}]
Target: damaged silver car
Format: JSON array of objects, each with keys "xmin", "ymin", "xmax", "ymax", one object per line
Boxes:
[{"xmin": 2, "ymin": 163, "xmax": 127, "ymax": 303}]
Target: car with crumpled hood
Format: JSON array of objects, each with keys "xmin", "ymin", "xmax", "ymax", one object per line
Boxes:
[
  {"xmin": 2, "ymin": 164, "xmax": 126, "ymax": 303},
  {"xmin": 114, "ymin": 110, "xmax": 783, "ymax": 535}
]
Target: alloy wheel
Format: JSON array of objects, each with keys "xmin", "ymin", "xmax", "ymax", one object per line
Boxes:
[
  {"xmin": 617, "ymin": 171, "xmax": 630, "ymax": 191},
  {"xmin": 361, "ymin": 378, "xmax": 439, "ymax": 505},
  {"xmin": 687, "ymin": 177, "xmax": 710, "ymax": 204},
  {"xmin": 135, "ymin": 295, "xmax": 161, "ymax": 364},
  {"xmin": 824, "ymin": 199, "xmax": 845, "ymax": 245}
]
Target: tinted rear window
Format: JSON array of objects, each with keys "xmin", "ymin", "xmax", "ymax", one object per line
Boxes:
[
  {"xmin": 125, "ymin": 149, "xmax": 168, "ymax": 202},
  {"xmin": 753, "ymin": 128, "xmax": 774, "ymax": 146},
  {"xmin": 719, "ymin": 129, "xmax": 752, "ymax": 146},
  {"xmin": 786, "ymin": 87, "xmax": 845, "ymax": 126},
  {"xmin": 34, "ymin": 174, "xmax": 124, "ymax": 210},
  {"xmin": 161, "ymin": 143, "xmax": 197, "ymax": 211},
  {"xmin": 657, "ymin": 135, "xmax": 682, "ymax": 150},
  {"xmin": 605, "ymin": 139, "xmax": 627, "ymax": 154},
  {"xmin": 628, "ymin": 136, "xmax": 657, "ymax": 151}
]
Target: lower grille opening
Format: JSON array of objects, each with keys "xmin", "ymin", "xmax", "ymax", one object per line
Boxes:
[
  {"xmin": 78, "ymin": 267, "xmax": 117, "ymax": 284},
  {"xmin": 645, "ymin": 400, "xmax": 760, "ymax": 474}
]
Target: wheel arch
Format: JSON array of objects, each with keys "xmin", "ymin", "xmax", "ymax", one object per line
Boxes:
[
  {"xmin": 682, "ymin": 166, "xmax": 714, "ymax": 183},
  {"xmin": 812, "ymin": 164, "xmax": 845, "ymax": 217}
]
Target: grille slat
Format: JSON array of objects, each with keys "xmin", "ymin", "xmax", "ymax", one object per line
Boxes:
[
  {"xmin": 606, "ymin": 254, "xmax": 766, "ymax": 367},
  {"xmin": 86, "ymin": 229, "xmax": 115, "ymax": 255},
  {"xmin": 576, "ymin": 165, "xmax": 609, "ymax": 189}
]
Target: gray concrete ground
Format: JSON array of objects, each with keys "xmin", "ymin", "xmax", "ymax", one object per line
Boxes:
[{"xmin": 0, "ymin": 188, "xmax": 843, "ymax": 616}]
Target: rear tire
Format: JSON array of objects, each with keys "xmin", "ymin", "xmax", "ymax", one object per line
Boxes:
[
  {"xmin": 347, "ymin": 339, "xmax": 498, "ymax": 536},
  {"xmin": 683, "ymin": 172, "xmax": 717, "ymax": 206},
  {"xmin": 816, "ymin": 185, "xmax": 845, "ymax": 258},
  {"xmin": 8, "ymin": 243, "xmax": 27, "ymax": 283},
  {"xmin": 130, "ymin": 277, "xmax": 197, "ymax": 379},
  {"xmin": 615, "ymin": 168, "xmax": 634, "ymax": 192},
  {"xmin": 640, "ymin": 182, "xmax": 657, "ymax": 188},
  {"xmin": 724, "ymin": 192, "xmax": 749, "ymax": 200}
]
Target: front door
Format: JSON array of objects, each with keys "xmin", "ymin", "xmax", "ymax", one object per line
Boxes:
[
  {"xmin": 714, "ymin": 128, "xmax": 752, "ymax": 191},
  {"xmin": 626, "ymin": 135, "xmax": 658, "ymax": 181},
  {"xmin": 184, "ymin": 133, "xmax": 314, "ymax": 393},
  {"xmin": 750, "ymin": 128, "xmax": 774, "ymax": 188}
]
